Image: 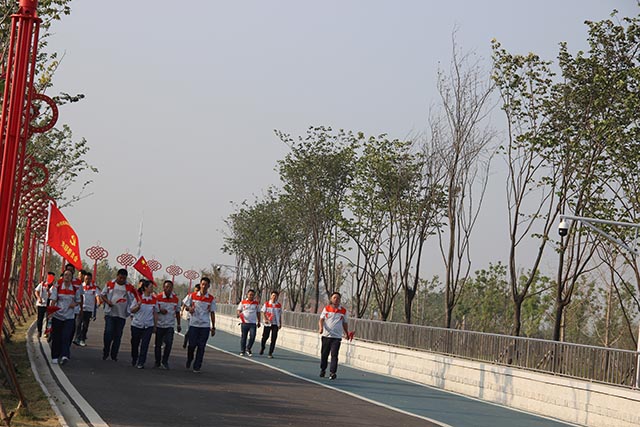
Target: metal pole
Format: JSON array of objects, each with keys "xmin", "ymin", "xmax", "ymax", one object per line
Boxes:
[
  {"xmin": 560, "ymin": 213, "xmax": 640, "ymax": 386},
  {"xmin": 0, "ymin": 1, "xmax": 41, "ymax": 331},
  {"xmin": 27, "ymin": 230, "xmax": 37, "ymax": 295}
]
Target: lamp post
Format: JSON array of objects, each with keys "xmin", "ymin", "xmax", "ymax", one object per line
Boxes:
[
  {"xmin": 86, "ymin": 245, "xmax": 109, "ymax": 284},
  {"xmin": 215, "ymin": 263, "xmax": 247, "ymax": 304},
  {"xmin": 558, "ymin": 213, "xmax": 640, "ymax": 387},
  {"xmin": 166, "ymin": 264, "xmax": 183, "ymax": 285}
]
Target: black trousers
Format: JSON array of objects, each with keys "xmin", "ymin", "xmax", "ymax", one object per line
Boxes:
[
  {"xmin": 130, "ymin": 326, "xmax": 153, "ymax": 366},
  {"xmin": 51, "ymin": 318, "xmax": 74, "ymax": 360},
  {"xmin": 36, "ymin": 306, "xmax": 47, "ymax": 336},
  {"xmin": 75, "ymin": 311, "xmax": 92, "ymax": 341},
  {"xmin": 320, "ymin": 336, "xmax": 342, "ymax": 374},
  {"xmin": 260, "ymin": 325, "xmax": 279, "ymax": 355},
  {"xmin": 154, "ymin": 327, "xmax": 174, "ymax": 365}
]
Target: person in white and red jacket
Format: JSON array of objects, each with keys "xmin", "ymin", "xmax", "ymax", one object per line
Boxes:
[
  {"xmin": 75, "ymin": 272, "xmax": 99, "ymax": 347},
  {"xmin": 49, "ymin": 270, "xmax": 82, "ymax": 365},
  {"xmin": 237, "ymin": 289, "xmax": 261, "ymax": 356},
  {"xmin": 182, "ymin": 277, "xmax": 216, "ymax": 373},
  {"xmin": 154, "ymin": 280, "xmax": 181, "ymax": 369},
  {"xmin": 130, "ymin": 280, "xmax": 158, "ymax": 369},
  {"xmin": 100, "ymin": 269, "xmax": 138, "ymax": 361},
  {"xmin": 318, "ymin": 292, "xmax": 350, "ymax": 380},
  {"xmin": 260, "ymin": 291, "xmax": 282, "ymax": 358}
]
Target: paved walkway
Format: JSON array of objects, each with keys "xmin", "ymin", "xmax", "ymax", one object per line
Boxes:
[{"xmin": 30, "ymin": 316, "xmax": 575, "ymax": 427}]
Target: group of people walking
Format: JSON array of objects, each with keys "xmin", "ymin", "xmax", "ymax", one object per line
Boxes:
[{"xmin": 37, "ymin": 267, "xmax": 351, "ymax": 379}]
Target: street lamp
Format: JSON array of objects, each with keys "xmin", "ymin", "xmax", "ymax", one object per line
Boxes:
[
  {"xmin": 214, "ymin": 263, "xmax": 246, "ymax": 304},
  {"xmin": 558, "ymin": 213, "xmax": 640, "ymax": 387}
]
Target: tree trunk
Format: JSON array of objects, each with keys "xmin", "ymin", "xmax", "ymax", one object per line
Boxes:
[
  {"xmin": 552, "ymin": 301, "xmax": 564, "ymax": 342},
  {"xmin": 404, "ymin": 288, "xmax": 415, "ymax": 324},
  {"xmin": 605, "ymin": 280, "xmax": 613, "ymax": 347},
  {"xmin": 512, "ymin": 296, "xmax": 523, "ymax": 337}
]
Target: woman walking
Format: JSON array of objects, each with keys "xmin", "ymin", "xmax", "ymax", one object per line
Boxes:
[{"xmin": 130, "ymin": 280, "xmax": 158, "ymax": 369}]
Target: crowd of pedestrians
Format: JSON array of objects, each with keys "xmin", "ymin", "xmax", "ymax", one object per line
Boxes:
[{"xmin": 37, "ymin": 268, "xmax": 352, "ymax": 379}]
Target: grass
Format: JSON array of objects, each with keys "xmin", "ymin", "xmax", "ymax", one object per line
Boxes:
[{"xmin": 0, "ymin": 315, "xmax": 59, "ymax": 427}]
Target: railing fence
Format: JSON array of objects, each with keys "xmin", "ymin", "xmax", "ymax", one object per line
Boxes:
[{"xmin": 217, "ymin": 304, "xmax": 638, "ymax": 388}]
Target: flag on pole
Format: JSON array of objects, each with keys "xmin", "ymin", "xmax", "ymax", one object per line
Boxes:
[
  {"xmin": 46, "ymin": 203, "xmax": 82, "ymax": 270},
  {"xmin": 133, "ymin": 256, "xmax": 154, "ymax": 281}
]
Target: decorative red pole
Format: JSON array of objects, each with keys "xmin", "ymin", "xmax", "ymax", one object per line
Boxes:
[
  {"xmin": 116, "ymin": 252, "xmax": 136, "ymax": 273},
  {"xmin": 86, "ymin": 245, "xmax": 109, "ymax": 284},
  {"xmin": 184, "ymin": 269, "xmax": 200, "ymax": 293},
  {"xmin": 38, "ymin": 197, "xmax": 56, "ymax": 282},
  {"xmin": 16, "ymin": 163, "xmax": 48, "ymax": 306},
  {"xmin": 15, "ymin": 217, "xmax": 31, "ymax": 307},
  {"xmin": 0, "ymin": 0, "xmax": 60, "ymax": 332},
  {"xmin": 146, "ymin": 259, "xmax": 162, "ymax": 286},
  {"xmin": 166, "ymin": 264, "xmax": 183, "ymax": 285},
  {"xmin": 27, "ymin": 223, "xmax": 38, "ymax": 294}
]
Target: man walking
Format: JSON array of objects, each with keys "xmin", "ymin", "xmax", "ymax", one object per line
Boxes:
[
  {"xmin": 49, "ymin": 270, "xmax": 82, "ymax": 365},
  {"xmin": 260, "ymin": 291, "xmax": 282, "ymax": 358},
  {"xmin": 182, "ymin": 277, "xmax": 216, "ymax": 373},
  {"xmin": 318, "ymin": 292, "xmax": 350, "ymax": 380},
  {"xmin": 155, "ymin": 280, "xmax": 181, "ymax": 369},
  {"xmin": 100, "ymin": 269, "xmax": 138, "ymax": 361},
  {"xmin": 75, "ymin": 272, "xmax": 99, "ymax": 346},
  {"xmin": 237, "ymin": 289, "xmax": 260, "ymax": 356},
  {"xmin": 34, "ymin": 272, "xmax": 55, "ymax": 337}
]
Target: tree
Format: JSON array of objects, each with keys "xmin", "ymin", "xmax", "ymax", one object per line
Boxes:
[
  {"xmin": 431, "ymin": 37, "xmax": 495, "ymax": 328},
  {"xmin": 542, "ymin": 10, "xmax": 640, "ymax": 341},
  {"xmin": 276, "ymin": 126, "xmax": 357, "ymax": 312},
  {"xmin": 492, "ymin": 41, "xmax": 559, "ymax": 336}
]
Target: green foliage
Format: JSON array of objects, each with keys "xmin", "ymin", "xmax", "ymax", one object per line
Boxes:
[
  {"xmin": 27, "ymin": 125, "xmax": 97, "ymax": 204},
  {"xmin": 454, "ymin": 263, "xmax": 512, "ymax": 333}
]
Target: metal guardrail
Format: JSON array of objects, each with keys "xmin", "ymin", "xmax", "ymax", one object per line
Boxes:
[{"xmin": 217, "ymin": 304, "xmax": 639, "ymax": 388}]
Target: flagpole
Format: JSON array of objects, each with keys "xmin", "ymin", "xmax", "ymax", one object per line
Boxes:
[{"xmin": 134, "ymin": 214, "xmax": 143, "ymax": 283}]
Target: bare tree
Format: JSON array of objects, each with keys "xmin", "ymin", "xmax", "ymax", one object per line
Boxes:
[{"xmin": 431, "ymin": 37, "xmax": 495, "ymax": 328}]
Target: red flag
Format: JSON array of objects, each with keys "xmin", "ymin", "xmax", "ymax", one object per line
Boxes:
[
  {"xmin": 46, "ymin": 305, "xmax": 60, "ymax": 316},
  {"xmin": 133, "ymin": 256, "xmax": 154, "ymax": 281},
  {"xmin": 46, "ymin": 203, "xmax": 82, "ymax": 270}
]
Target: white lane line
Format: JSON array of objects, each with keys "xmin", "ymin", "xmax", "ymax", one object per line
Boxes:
[
  {"xmin": 178, "ymin": 331, "xmax": 452, "ymax": 427},
  {"xmin": 39, "ymin": 337, "xmax": 109, "ymax": 427}
]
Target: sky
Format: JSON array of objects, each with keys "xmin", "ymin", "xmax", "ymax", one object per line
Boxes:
[{"xmin": 45, "ymin": 1, "xmax": 638, "ymax": 282}]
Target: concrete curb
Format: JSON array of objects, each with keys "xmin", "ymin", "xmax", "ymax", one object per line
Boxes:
[{"xmin": 25, "ymin": 322, "xmax": 108, "ymax": 427}]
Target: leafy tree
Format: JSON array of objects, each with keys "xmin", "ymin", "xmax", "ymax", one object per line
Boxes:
[
  {"xmin": 544, "ymin": 10, "xmax": 640, "ymax": 341},
  {"xmin": 276, "ymin": 126, "xmax": 357, "ymax": 312},
  {"xmin": 492, "ymin": 41, "xmax": 558, "ymax": 336}
]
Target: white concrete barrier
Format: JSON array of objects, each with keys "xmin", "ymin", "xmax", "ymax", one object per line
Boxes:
[{"xmin": 216, "ymin": 314, "xmax": 640, "ymax": 427}]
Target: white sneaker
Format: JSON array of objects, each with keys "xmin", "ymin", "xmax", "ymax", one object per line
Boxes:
[
  {"xmin": 79, "ymin": 340, "xmax": 86, "ymax": 347},
  {"xmin": 51, "ymin": 358, "xmax": 58, "ymax": 364},
  {"xmin": 60, "ymin": 356, "xmax": 69, "ymax": 365}
]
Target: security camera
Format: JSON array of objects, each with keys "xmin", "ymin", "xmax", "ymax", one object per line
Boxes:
[
  {"xmin": 558, "ymin": 220, "xmax": 569, "ymax": 237},
  {"xmin": 215, "ymin": 265, "xmax": 221, "ymax": 272}
]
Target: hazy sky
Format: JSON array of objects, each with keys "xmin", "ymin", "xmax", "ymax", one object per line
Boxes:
[{"xmin": 46, "ymin": 1, "xmax": 637, "ymax": 281}]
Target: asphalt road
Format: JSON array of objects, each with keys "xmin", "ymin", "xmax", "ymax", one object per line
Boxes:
[{"xmin": 50, "ymin": 316, "xmax": 571, "ymax": 427}]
